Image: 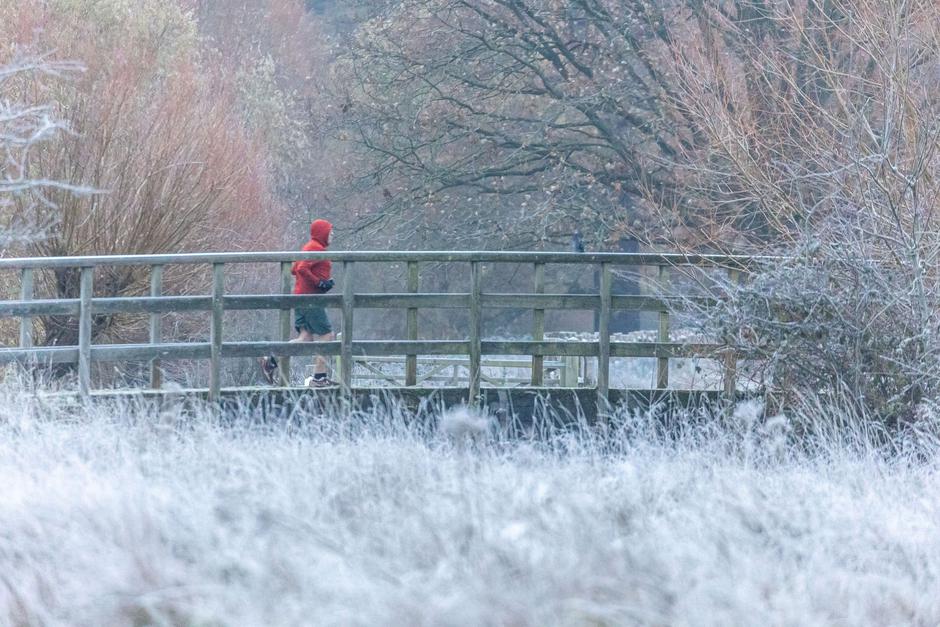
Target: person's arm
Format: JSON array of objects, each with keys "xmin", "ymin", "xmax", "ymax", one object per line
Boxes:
[{"xmin": 292, "ymin": 260, "xmax": 333, "ymax": 290}]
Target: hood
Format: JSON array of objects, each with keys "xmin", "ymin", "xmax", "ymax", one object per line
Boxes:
[{"xmin": 309, "ymin": 219, "xmax": 332, "ymax": 246}]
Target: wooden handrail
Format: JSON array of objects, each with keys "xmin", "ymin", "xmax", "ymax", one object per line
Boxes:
[{"xmin": 0, "ymin": 250, "xmax": 765, "ymax": 269}]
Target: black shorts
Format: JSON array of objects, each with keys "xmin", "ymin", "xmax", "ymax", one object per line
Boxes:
[{"xmin": 294, "ymin": 307, "xmax": 332, "ymax": 335}]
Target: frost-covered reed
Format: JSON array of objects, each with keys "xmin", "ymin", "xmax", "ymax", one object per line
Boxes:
[{"xmin": 1, "ymin": 387, "xmax": 939, "ymax": 626}]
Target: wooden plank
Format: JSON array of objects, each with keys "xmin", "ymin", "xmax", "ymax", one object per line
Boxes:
[
  {"xmin": 0, "ymin": 299, "xmax": 80, "ymax": 317},
  {"xmin": 614, "ymin": 295, "xmax": 716, "ymax": 309},
  {"xmin": 0, "ymin": 346, "xmax": 79, "ymax": 365},
  {"xmin": 122, "ymin": 340, "xmax": 575, "ymax": 362},
  {"xmin": 37, "ymin": 294, "xmax": 340, "ymax": 315},
  {"xmin": 78, "ymin": 267, "xmax": 93, "ymax": 397},
  {"xmin": 19, "ymin": 268, "xmax": 33, "ymax": 349},
  {"xmin": 355, "ymin": 355, "xmax": 564, "ymax": 367},
  {"xmin": 405, "ymin": 261, "xmax": 418, "ymax": 386},
  {"xmin": 481, "ymin": 341, "xmax": 595, "ymax": 357},
  {"xmin": 99, "ymin": 341, "xmax": 335, "ymax": 362},
  {"xmin": 485, "ymin": 293, "xmax": 712, "ymax": 311},
  {"xmin": 279, "ymin": 261, "xmax": 293, "ymax": 386},
  {"xmin": 223, "ymin": 341, "xmax": 341, "ymax": 358},
  {"xmin": 0, "ymin": 339, "xmax": 719, "ymax": 366},
  {"xmin": 0, "ymin": 250, "xmax": 766, "ymax": 271},
  {"xmin": 469, "ymin": 261, "xmax": 482, "ymax": 405},
  {"xmin": 356, "ymin": 293, "xmax": 468, "ymax": 309},
  {"xmin": 597, "ymin": 264, "xmax": 612, "ymax": 415},
  {"xmin": 209, "ymin": 263, "xmax": 224, "ymax": 402},
  {"xmin": 353, "ymin": 340, "xmax": 470, "ymax": 356},
  {"xmin": 611, "ymin": 342, "xmax": 720, "ymax": 358},
  {"xmin": 95, "ymin": 343, "xmax": 212, "ymax": 361},
  {"xmin": 341, "ymin": 261, "xmax": 354, "ymax": 389},
  {"xmin": 149, "ymin": 265, "xmax": 163, "ymax": 389},
  {"xmin": 562, "ymin": 355, "xmax": 579, "ymax": 387},
  {"xmin": 226, "ymin": 293, "xmax": 342, "ymax": 310},
  {"xmin": 92, "ymin": 295, "xmax": 211, "ymax": 313},
  {"xmin": 657, "ymin": 265, "xmax": 669, "ymax": 389},
  {"xmin": 531, "ymin": 263, "xmax": 544, "ymax": 386},
  {"xmin": 0, "ymin": 293, "xmax": 710, "ymax": 317},
  {"xmin": 483, "ymin": 294, "xmax": 597, "ymax": 310}
]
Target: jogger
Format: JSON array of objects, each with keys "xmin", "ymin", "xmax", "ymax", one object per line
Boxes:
[{"xmin": 260, "ymin": 219, "xmax": 336, "ymax": 387}]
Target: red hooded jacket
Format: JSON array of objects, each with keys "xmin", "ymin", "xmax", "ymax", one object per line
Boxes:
[{"xmin": 292, "ymin": 219, "xmax": 332, "ymax": 294}]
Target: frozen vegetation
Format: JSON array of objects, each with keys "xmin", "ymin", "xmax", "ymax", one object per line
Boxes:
[{"xmin": 2, "ymin": 387, "xmax": 940, "ymax": 626}]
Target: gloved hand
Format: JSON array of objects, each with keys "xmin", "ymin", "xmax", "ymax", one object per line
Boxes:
[{"xmin": 316, "ymin": 278, "xmax": 335, "ymax": 292}]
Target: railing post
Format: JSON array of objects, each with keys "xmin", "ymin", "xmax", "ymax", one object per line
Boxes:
[
  {"xmin": 405, "ymin": 261, "xmax": 419, "ymax": 386},
  {"xmin": 531, "ymin": 262, "xmax": 545, "ymax": 386},
  {"xmin": 657, "ymin": 264, "xmax": 669, "ymax": 389},
  {"xmin": 149, "ymin": 265, "xmax": 163, "ymax": 389},
  {"xmin": 209, "ymin": 263, "xmax": 224, "ymax": 402},
  {"xmin": 562, "ymin": 355, "xmax": 579, "ymax": 387},
  {"xmin": 469, "ymin": 261, "xmax": 482, "ymax": 405},
  {"xmin": 723, "ymin": 267, "xmax": 740, "ymax": 403},
  {"xmin": 597, "ymin": 263, "xmax": 611, "ymax": 420},
  {"xmin": 341, "ymin": 261, "xmax": 355, "ymax": 390},
  {"xmin": 19, "ymin": 268, "xmax": 33, "ymax": 350},
  {"xmin": 78, "ymin": 266, "xmax": 93, "ymax": 397},
  {"xmin": 279, "ymin": 261, "xmax": 293, "ymax": 386}
]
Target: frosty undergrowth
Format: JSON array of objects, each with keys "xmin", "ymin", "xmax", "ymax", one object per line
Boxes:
[{"xmin": 1, "ymin": 387, "xmax": 939, "ymax": 626}]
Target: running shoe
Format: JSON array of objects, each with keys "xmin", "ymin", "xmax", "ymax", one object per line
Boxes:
[
  {"xmin": 259, "ymin": 356, "xmax": 279, "ymax": 385},
  {"xmin": 305, "ymin": 375, "xmax": 337, "ymax": 388}
]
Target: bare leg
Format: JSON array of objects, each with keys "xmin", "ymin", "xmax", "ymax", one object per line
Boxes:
[
  {"xmin": 311, "ymin": 331, "xmax": 336, "ymax": 375},
  {"xmin": 264, "ymin": 329, "xmax": 334, "ymax": 386},
  {"xmin": 289, "ymin": 330, "xmax": 335, "ymax": 376}
]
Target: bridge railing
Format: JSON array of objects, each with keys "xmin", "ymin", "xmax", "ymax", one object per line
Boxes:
[{"xmin": 0, "ymin": 251, "xmax": 755, "ymax": 404}]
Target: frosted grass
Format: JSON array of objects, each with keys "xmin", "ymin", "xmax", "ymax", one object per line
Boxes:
[{"xmin": 1, "ymin": 390, "xmax": 939, "ymax": 626}]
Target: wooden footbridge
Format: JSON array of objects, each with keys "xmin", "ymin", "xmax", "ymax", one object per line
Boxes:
[{"xmin": 0, "ymin": 251, "xmax": 750, "ymax": 417}]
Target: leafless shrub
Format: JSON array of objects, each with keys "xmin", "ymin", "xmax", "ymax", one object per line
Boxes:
[
  {"xmin": 1, "ymin": 1, "xmax": 283, "ymax": 361},
  {"xmin": 665, "ymin": 0, "xmax": 940, "ymax": 419},
  {"xmin": 0, "ymin": 55, "xmax": 86, "ymax": 249}
]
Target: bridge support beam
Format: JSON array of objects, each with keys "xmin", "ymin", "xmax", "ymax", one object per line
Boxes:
[
  {"xmin": 657, "ymin": 264, "xmax": 669, "ymax": 390},
  {"xmin": 597, "ymin": 263, "xmax": 611, "ymax": 422},
  {"xmin": 531, "ymin": 263, "xmax": 545, "ymax": 386},
  {"xmin": 469, "ymin": 261, "xmax": 482, "ymax": 406},
  {"xmin": 149, "ymin": 265, "xmax": 163, "ymax": 389},
  {"xmin": 209, "ymin": 264, "xmax": 225, "ymax": 402},
  {"xmin": 341, "ymin": 261, "xmax": 355, "ymax": 390},
  {"xmin": 78, "ymin": 267, "xmax": 94, "ymax": 397},
  {"xmin": 405, "ymin": 261, "xmax": 418, "ymax": 387},
  {"xmin": 19, "ymin": 268, "xmax": 33, "ymax": 351},
  {"xmin": 723, "ymin": 268, "xmax": 740, "ymax": 403},
  {"xmin": 279, "ymin": 262, "xmax": 293, "ymax": 386}
]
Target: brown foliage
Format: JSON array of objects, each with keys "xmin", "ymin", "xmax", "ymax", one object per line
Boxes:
[{"xmin": 1, "ymin": 0, "xmax": 284, "ymax": 348}]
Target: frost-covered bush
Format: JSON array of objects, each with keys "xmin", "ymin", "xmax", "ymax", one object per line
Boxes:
[
  {"xmin": 671, "ymin": 0, "xmax": 940, "ymax": 421},
  {"xmin": 701, "ymin": 228, "xmax": 940, "ymax": 421}
]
